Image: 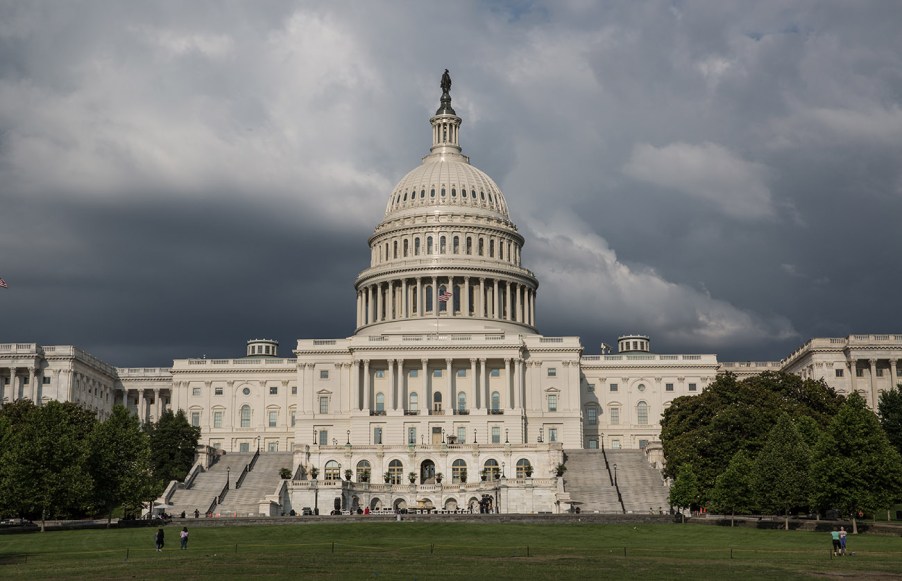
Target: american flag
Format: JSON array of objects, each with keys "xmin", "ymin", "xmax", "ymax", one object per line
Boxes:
[
  {"xmin": 438, "ymin": 289, "xmax": 452, "ymax": 302},
  {"xmin": 0, "ymin": 277, "xmax": 7, "ymax": 289}
]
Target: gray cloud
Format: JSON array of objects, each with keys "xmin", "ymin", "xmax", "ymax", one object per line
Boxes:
[{"xmin": 2, "ymin": 1, "xmax": 902, "ymax": 366}]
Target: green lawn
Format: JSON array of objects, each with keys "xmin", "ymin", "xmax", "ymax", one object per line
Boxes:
[{"xmin": 1, "ymin": 521, "xmax": 901, "ymax": 580}]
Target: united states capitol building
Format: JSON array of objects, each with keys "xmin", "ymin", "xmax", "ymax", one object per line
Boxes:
[{"xmin": 2, "ymin": 75, "xmax": 900, "ymax": 516}]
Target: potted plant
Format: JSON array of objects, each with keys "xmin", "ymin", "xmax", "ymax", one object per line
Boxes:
[
  {"xmin": 309, "ymin": 467, "xmax": 319, "ymax": 480},
  {"xmin": 524, "ymin": 464, "xmax": 533, "ymax": 478},
  {"xmin": 359, "ymin": 470, "xmax": 370, "ymax": 483},
  {"xmin": 459, "ymin": 468, "xmax": 467, "ymax": 484},
  {"xmin": 344, "ymin": 469, "xmax": 353, "ymax": 481},
  {"xmin": 384, "ymin": 471, "xmax": 392, "ymax": 484},
  {"xmin": 408, "ymin": 471, "xmax": 417, "ymax": 484},
  {"xmin": 553, "ymin": 463, "xmax": 566, "ymax": 477},
  {"xmin": 279, "ymin": 467, "xmax": 292, "ymax": 480},
  {"xmin": 480, "ymin": 468, "xmax": 488, "ymax": 482},
  {"xmin": 435, "ymin": 472, "xmax": 443, "ymax": 484}
]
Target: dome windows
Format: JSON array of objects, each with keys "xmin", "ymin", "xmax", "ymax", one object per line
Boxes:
[
  {"xmin": 451, "ymin": 187, "xmax": 456, "ymax": 197},
  {"xmin": 421, "ymin": 189, "xmax": 425, "ymax": 199},
  {"xmin": 471, "ymin": 189, "xmax": 476, "ymax": 199},
  {"xmin": 480, "ymin": 191, "xmax": 485, "ymax": 201},
  {"xmin": 430, "ymin": 188, "xmax": 435, "ymax": 198},
  {"xmin": 441, "ymin": 187, "xmax": 446, "ymax": 197}
]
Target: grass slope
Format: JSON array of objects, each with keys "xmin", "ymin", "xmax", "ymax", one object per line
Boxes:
[{"xmin": 1, "ymin": 522, "xmax": 901, "ymax": 580}]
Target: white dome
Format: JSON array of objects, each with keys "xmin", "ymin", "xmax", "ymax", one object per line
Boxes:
[{"xmin": 384, "ymin": 157, "xmax": 509, "ymax": 218}]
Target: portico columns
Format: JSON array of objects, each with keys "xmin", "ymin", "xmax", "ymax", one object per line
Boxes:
[
  {"xmin": 470, "ymin": 358, "xmax": 479, "ymax": 409},
  {"xmin": 402, "ymin": 279, "xmax": 408, "ymax": 318},
  {"xmin": 493, "ymin": 280, "xmax": 499, "ymax": 319},
  {"xmin": 422, "ymin": 358, "xmax": 430, "ymax": 413},
  {"xmin": 138, "ymin": 389, "xmax": 145, "ymax": 423},
  {"xmin": 464, "ymin": 276, "xmax": 471, "ymax": 316},
  {"xmin": 479, "ymin": 278, "xmax": 486, "ymax": 318},
  {"xmin": 504, "ymin": 359, "xmax": 512, "ymax": 409},
  {"xmin": 892, "ymin": 360, "xmax": 898, "ymax": 389},
  {"xmin": 388, "ymin": 359, "xmax": 396, "ymax": 411},
  {"xmin": 869, "ymin": 358, "xmax": 878, "ymax": 407},
  {"xmin": 481, "ymin": 358, "xmax": 489, "ymax": 408},
  {"xmin": 446, "ymin": 358, "xmax": 453, "ymax": 411},
  {"xmin": 515, "ymin": 358, "xmax": 524, "ymax": 409},
  {"xmin": 28, "ymin": 368, "xmax": 37, "ymax": 402},
  {"xmin": 504, "ymin": 282, "xmax": 511, "ymax": 321},
  {"xmin": 352, "ymin": 360, "xmax": 361, "ymax": 410},
  {"xmin": 417, "ymin": 278, "xmax": 423, "ymax": 317},
  {"xmin": 363, "ymin": 360, "xmax": 371, "ymax": 412}
]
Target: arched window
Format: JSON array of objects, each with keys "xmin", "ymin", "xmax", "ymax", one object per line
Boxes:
[
  {"xmin": 478, "ymin": 239, "xmax": 484, "ymax": 256},
  {"xmin": 433, "ymin": 391, "xmax": 442, "ymax": 412},
  {"xmin": 466, "ymin": 236, "xmax": 472, "ymax": 255},
  {"xmin": 483, "ymin": 459, "xmax": 500, "ymax": 481},
  {"xmin": 457, "ymin": 391, "xmax": 466, "ymax": 412},
  {"xmin": 637, "ymin": 401, "xmax": 649, "ymax": 425},
  {"xmin": 430, "ymin": 188, "xmax": 435, "ymax": 198},
  {"xmin": 453, "ymin": 236, "xmax": 460, "ymax": 254},
  {"xmin": 491, "ymin": 391, "xmax": 501, "ymax": 412},
  {"xmin": 427, "ymin": 236, "xmax": 433, "ymax": 254},
  {"xmin": 388, "ymin": 459, "xmax": 404, "ymax": 484},
  {"xmin": 480, "ymin": 191, "xmax": 485, "ymax": 200},
  {"xmin": 393, "ymin": 241, "xmax": 398, "ymax": 259},
  {"xmin": 439, "ymin": 285, "xmax": 449, "ymax": 312},
  {"xmin": 440, "ymin": 236, "xmax": 446, "ymax": 254},
  {"xmin": 414, "ymin": 238, "xmax": 421, "ymax": 256},
  {"xmin": 471, "ymin": 189, "xmax": 476, "ymax": 199},
  {"xmin": 440, "ymin": 187, "xmax": 446, "ymax": 197},
  {"xmin": 324, "ymin": 460, "xmax": 341, "ymax": 481},
  {"xmin": 516, "ymin": 459, "xmax": 532, "ymax": 479},
  {"xmin": 489, "ymin": 239, "xmax": 495, "ymax": 258},
  {"xmin": 452, "ymin": 459, "xmax": 467, "ymax": 483},
  {"xmin": 499, "ymin": 242, "xmax": 504, "ymax": 260},
  {"xmin": 451, "ymin": 187, "xmax": 456, "ymax": 197},
  {"xmin": 240, "ymin": 405, "xmax": 251, "ymax": 428},
  {"xmin": 420, "ymin": 189, "xmax": 425, "ymax": 199},
  {"xmin": 488, "ymin": 192, "xmax": 494, "ymax": 203},
  {"xmin": 403, "ymin": 191, "xmax": 408, "ymax": 201},
  {"xmin": 409, "ymin": 392, "xmax": 419, "ymax": 413},
  {"xmin": 425, "ymin": 285, "xmax": 433, "ymax": 312},
  {"xmin": 403, "ymin": 239, "xmax": 409, "ymax": 257},
  {"xmin": 356, "ymin": 460, "xmax": 371, "ymax": 483},
  {"xmin": 375, "ymin": 392, "xmax": 385, "ymax": 413}
]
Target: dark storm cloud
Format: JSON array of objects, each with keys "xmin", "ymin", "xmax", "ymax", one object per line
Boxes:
[{"xmin": 2, "ymin": 1, "xmax": 902, "ymax": 366}]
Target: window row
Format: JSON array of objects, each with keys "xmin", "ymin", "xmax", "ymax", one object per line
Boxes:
[
  {"xmin": 373, "ymin": 232, "xmax": 520, "ymax": 265},
  {"xmin": 389, "ymin": 185, "xmax": 505, "ymax": 213},
  {"xmin": 190, "ymin": 385, "xmax": 298, "ymax": 396},
  {"xmin": 190, "ymin": 406, "xmax": 297, "ymax": 429},
  {"xmin": 315, "ymin": 457, "xmax": 533, "ymax": 484}
]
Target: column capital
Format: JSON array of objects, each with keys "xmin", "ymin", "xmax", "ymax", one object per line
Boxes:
[
  {"xmin": 421, "ymin": 358, "xmax": 429, "ymax": 365},
  {"xmin": 470, "ymin": 358, "xmax": 477, "ymax": 364},
  {"xmin": 445, "ymin": 358, "xmax": 453, "ymax": 364}
]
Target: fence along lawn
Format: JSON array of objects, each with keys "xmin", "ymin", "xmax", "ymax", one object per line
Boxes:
[{"xmin": 1, "ymin": 522, "xmax": 901, "ymax": 580}]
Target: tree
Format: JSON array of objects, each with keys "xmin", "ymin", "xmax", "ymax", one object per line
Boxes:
[
  {"xmin": 89, "ymin": 405, "xmax": 155, "ymax": 524},
  {"xmin": 148, "ymin": 409, "xmax": 201, "ymax": 485},
  {"xmin": 669, "ymin": 463, "xmax": 700, "ymax": 522},
  {"xmin": 752, "ymin": 414, "xmax": 812, "ymax": 530},
  {"xmin": 1, "ymin": 401, "xmax": 96, "ymax": 530},
  {"xmin": 709, "ymin": 450, "xmax": 756, "ymax": 526},
  {"xmin": 811, "ymin": 392, "xmax": 902, "ymax": 533},
  {"xmin": 878, "ymin": 383, "xmax": 902, "ymax": 457},
  {"xmin": 661, "ymin": 372, "xmax": 843, "ymax": 500}
]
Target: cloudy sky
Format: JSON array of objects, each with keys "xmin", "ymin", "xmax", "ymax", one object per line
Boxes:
[{"xmin": 2, "ymin": 1, "xmax": 901, "ymax": 367}]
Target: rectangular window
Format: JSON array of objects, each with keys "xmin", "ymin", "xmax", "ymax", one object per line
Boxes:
[
  {"xmin": 267, "ymin": 441, "xmax": 279, "ymax": 452},
  {"xmin": 319, "ymin": 396, "xmax": 329, "ymax": 414},
  {"xmin": 269, "ymin": 386, "xmax": 278, "ymax": 395},
  {"xmin": 457, "ymin": 369, "xmax": 466, "ymax": 377},
  {"xmin": 320, "ymin": 369, "xmax": 329, "ymax": 379},
  {"xmin": 290, "ymin": 411, "xmax": 296, "ymax": 427},
  {"xmin": 610, "ymin": 383, "xmax": 618, "ymax": 392},
  {"xmin": 214, "ymin": 387, "xmax": 223, "ymax": 396},
  {"xmin": 191, "ymin": 412, "xmax": 200, "ymax": 427},
  {"xmin": 211, "ymin": 441, "xmax": 222, "ymax": 450},
  {"xmin": 665, "ymin": 383, "xmax": 674, "ymax": 392},
  {"xmin": 898, "ymin": 367, "xmax": 902, "ymax": 377},
  {"xmin": 430, "ymin": 369, "xmax": 440, "ymax": 378},
  {"xmin": 612, "ymin": 439, "xmax": 621, "ymax": 450},
  {"xmin": 192, "ymin": 387, "xmax": 201, "ymax": 397},
  {"xmin": 42, "ymin": 376, "xmax": 51, "ymax": 385},
  {"xmin": 688, "ymin": 383, "xmax": 697, "ymax": 392},
  {"xmin": 374, "ymin": 427, "xmax": 383, "ymax": 445},
  {"xmin": 835, "ymin": 369, "xmax": 844, "ymax": 377},
  {"xmin": 409, "ymin": 369, "xmax": 418, "ymax": 378},
  {"xmin": 408, "ymin": 427, "xmax": 417, "ymax": 445},
  {"xmin": 587, "ymin": 407, "xmax": 597, "ymax": 425},
  {"xmin": 639, "ymin": 439, "xmax": 649, "ymax": 449},
  {"xmin": 547, "ymin": 394, "xmax": 558, "ymax": 412},
  {"xmin": 876, "ymin": 368, "xmax": 884, "ymax": 377},
  {"xmin": 457, "ymin": 427, "xmax": 466, "ymax": 443},
  {"xmin": 268, "ymin": 411, "xmax": 277, "ymax": 427},
  {"xmin": 213, "ymin": 411, "xmax": 223, "ymax": 428},
  {"xmin": 292, "ymin": 386, "xmax": 297, "ymax": 395},
  {"xmin": 319, "ymin": 430, "xmax": 328, "ymax": 445},
  {"xmin": 588, "ymin": 439, "xmax": 598, "ymax": 449},
  {"xmin": 375, "ymin": 370, "xmax": 385, "ymax": 378},
  {"xmin": 856, "ymin": 368, "xmax": 864, "ymax": 377},
  {"xmin": 549, "ymin": 428, "xmax": 558, "ymax": 442},
  {"xmin": 638, "ymin": 405, "xmax": 648, "ymax": 425},
  {"xmin": 610, "ymin": 407, "xmax": 620, "ymax": 425},
  {"xmin": 547, "ymin": 368, "xmax": 557, "ymax": 377},
  {"xmin": 491, "ymin": 426, "xmax": 501, "ymax": 443},
  {"xmin": 490, "ymin": 369, "xmax": 500, "ymax": 377}
]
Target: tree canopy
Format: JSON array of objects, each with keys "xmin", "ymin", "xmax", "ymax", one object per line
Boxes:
[
  {"xmin": 753, "ymin": 414, "xmax": 812, "ymax": 529},
  {"xmin": 148, "ymin": 409, "xmax": 201, "ymax": 485},
  {"xmin": 878, "ymin": 383, "xmax": 902, "ymax": 457},
  {"xmin": 660, "ymin": 372, "xmax": 843, "ymax": 500}
]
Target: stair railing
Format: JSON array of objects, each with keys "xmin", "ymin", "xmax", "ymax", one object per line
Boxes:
[
  {"xmin": 248, "ymin": 447, "xmax": 260, "ymax": 471},
  {"xmin": 235, "ymin": 464, "xmax": 250, "ymax": 489}
]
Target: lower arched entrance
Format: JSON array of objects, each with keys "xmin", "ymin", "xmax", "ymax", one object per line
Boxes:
[{"xmin": 393, "ymin": 498, "xmax": 408, "ymax": 512}]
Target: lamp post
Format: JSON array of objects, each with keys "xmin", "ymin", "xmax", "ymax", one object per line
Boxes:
[
  {"xmin": 346, "ymin": 429, "xmax": 351, "ymax": 445},
  {"xmin": 226, "ymin": 466, "xmax": 231, "ymax": 489},
  {"xmin": 613, "ymin": 463, "xmax": 618, "ymax": 487},
  {"xmin": 441, "ymin": 428, "xmax": 445, "ymax": 444},
  {"xmin": 473, "ymin": 428, "xmax": 477, "ymax": 444},
  {"xmin": 505, "ymin": 428, "xmax": 509, "ymax": 444},
  {"xmin": 255, "ymin": 436, "xmax": 260, "ymax": 452},
  {"xmin": 312, "ymin": 428, "xmax": 316, "ymax": 445},
  {"xmin": 539, "ymin": 427, "xmax": 544, "ymax": 443},
  {"xmin": 501, "ymin": 461, "xmax": 506, "ymax": 479}
]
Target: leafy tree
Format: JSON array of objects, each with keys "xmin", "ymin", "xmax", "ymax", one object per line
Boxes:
[
  {"xmin": 752, "ymin": 414, "xmax": 812, "ymax": 530},
  {"xmin": 669, "ymin": 463, "xmax": 700, "ymax": 522},
  {"xmin": 149, "ymin": 410, "xmax": 201, "ymax": 484},
  {"xmin": 1, "ymin": 401, "xmax": 96, "ymax": 530},
  {"xmin": 709, "ymin": 450, "xmax": 756, "ymax": 526},
  {"xmin": 661, "ymin": 372, "xmax": 843, "ymax": 500},
  {"xmin": 878, "ymin": 383, "xmax": 902, "ymax": 457},
  {"xmin": 89, "ymin": 405, "xmax": 155, "ymax": 524},
  {"xmin": 811, "ymin": 392, "xmax": 902, "ymax": 533}
]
